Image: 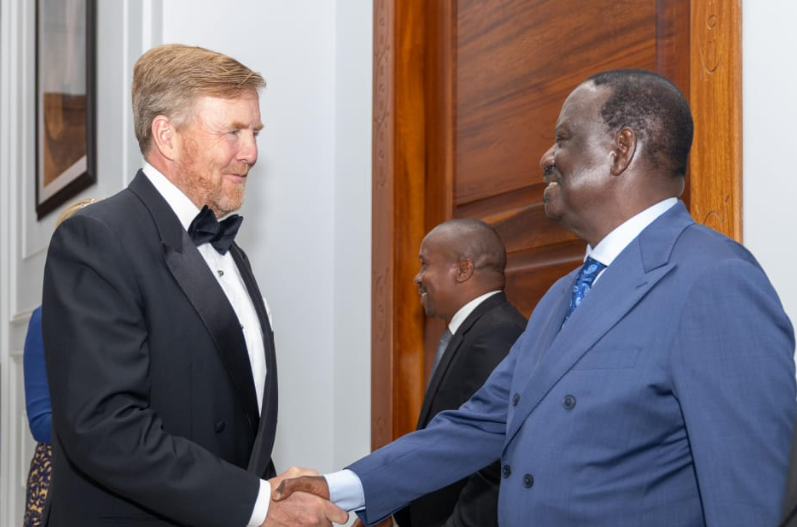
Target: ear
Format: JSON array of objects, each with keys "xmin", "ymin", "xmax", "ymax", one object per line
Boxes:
[
  {"xmin": 455, "ymin": 259, "xmax": 474, "ymax": 283},
  {"xmin": 150, "ymin": 115, "xmax": 179, "ymax": 161},
  {"xmin": 610, "ymin": 127, "xmax": 637, "ymax": 176}
]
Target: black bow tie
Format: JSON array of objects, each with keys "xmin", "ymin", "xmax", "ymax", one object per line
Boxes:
[{"xmin": 187, "ymin": 205, "xmax": 243, "ymax": 255}]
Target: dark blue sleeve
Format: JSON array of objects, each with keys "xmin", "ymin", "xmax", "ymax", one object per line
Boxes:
[{"xmin": 23, "ymin": 306, "xmax": 52, "ymax": 444}]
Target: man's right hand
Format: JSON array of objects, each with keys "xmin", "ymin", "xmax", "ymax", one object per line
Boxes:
[{"xmin": 263, "ymin": 473, "xmax": 348, "ymax": 526}]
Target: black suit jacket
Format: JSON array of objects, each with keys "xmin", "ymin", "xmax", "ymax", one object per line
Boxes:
[
  {"xmin": 41, "ymin": 171, "xmax": 278, "ymax": 527},
  {"xmin": 781, "ymin": 424, "xmax": 797, "ymax": 526},
  {"xmin": 394, "ymin": 292, "xmax": 526, "ymax": 527}
]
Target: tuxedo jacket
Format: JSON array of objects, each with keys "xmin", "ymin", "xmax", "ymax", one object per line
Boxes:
[
  {"xmin": 780, "ymin": 426, "xmax": 797, "ymax": 527},
  {"xmin": 350, "ymin": 202, "xmax": 796, "ymax": 527},
  {"xmin": 41, "ymin": 171, "xmax": 278, "ymax": 527},
  {"xmin": 394, "ymin": 293, "xmax": 526, "ymax": 527}
]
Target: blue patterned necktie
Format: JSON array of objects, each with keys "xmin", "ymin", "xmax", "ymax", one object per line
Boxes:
[{"xmin": 563, "ymin": 256, "xmax": 606, "ymax": 325}]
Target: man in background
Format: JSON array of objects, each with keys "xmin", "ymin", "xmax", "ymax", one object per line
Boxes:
[
  {"xmin": 277, "ymin": 68, "xmax": 796, "ymax": 527},
  {"xmin": 42, "ymin": 44, "xmax": 345, "ymax": 527},
  {"xmin": 391, "ymin": 219, "xmax": 526, "ymax": 527}
]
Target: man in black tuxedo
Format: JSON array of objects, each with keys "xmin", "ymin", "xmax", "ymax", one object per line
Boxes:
[
  {"xmin": 392, "ymin": 219, "xmax": 527, "ymax": 527},
  {"xmin": 41, "ymin": 44, "xmax": 346, "ymax": 527}
]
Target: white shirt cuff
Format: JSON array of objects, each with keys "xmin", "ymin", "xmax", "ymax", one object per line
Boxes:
[
  {"xmin": 325, "ymin": 469, "xmax": 366, "ymax": 511},
  {"xmin": 247, "ymin": 479, "xmax": 270, "ymax": 527}
]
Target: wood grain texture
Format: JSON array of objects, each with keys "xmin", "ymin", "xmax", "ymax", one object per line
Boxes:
[
  {"xmin": 371, "ymin": 0, "xmax": 428, "ymax": 450},
  {"xmin": 456, "ymin": 0, "xmax": 656, "ymax": 207},
  {"xmin": 453, "ymin": 0, "xmax": 657, "ymax": 321},
  {"xmin": 655, "ymin": 0, "xmax": 692, "ymax": 208},
  {"xmin": 371, "ymin": 0, "xmax": 394, "ymax": 450},
  {"xmin": 688, "ymin": 0, "xmax": 742, "ymax": 241},
  {"xmin": 422, "ymin": 1, "xmax": 457, "ymax": 384}
]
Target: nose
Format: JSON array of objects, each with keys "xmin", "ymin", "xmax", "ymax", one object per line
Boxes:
[
  {"xmin": 240, "ymin": 132, "xmax": 258, "ymax": 166},
  {"xmin": 539, "ymin": 144, "xmax": 555, "ymax": 171},
  {"xmin": 413, "ymin": 270, "xmax": 422, "ymax": 287}
]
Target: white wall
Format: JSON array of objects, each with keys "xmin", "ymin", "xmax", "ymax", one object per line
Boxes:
[
  {"xmin": 161, "ymin": 0, "xmax": 373, "ymax": 476},
  {"xmin": 332, "ymin": 0, "xmax": 374, "ymax": 470},
  {"xmin": 742, "ymin": 0, "xmax": 797, "ymax": 328}
]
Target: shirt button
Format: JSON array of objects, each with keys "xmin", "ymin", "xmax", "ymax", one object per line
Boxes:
[
  {"xmin": 523, "ymin": 474, "xmax": 534, "ymax": 488},
  {"xmin": 512, "ymin": 393, "xmax": 520, "ymax": 406},
  {"xmin": 502, "ymin": 464, "xmax": 512, "ymax": 478},
  {"xmin": 217, "ymin": 269, "xmax": 224, "ymax": 277},
  {"xmin": 562, "ymin": 394, "xmax": 576, "ymax": 410},
  {"xmin": 214, "ymin": 421, "xmax": 226, "ymax": 433}
]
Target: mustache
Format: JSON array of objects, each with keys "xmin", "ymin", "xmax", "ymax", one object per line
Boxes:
[
  {"xmin": 543, "ymin": 164, "xmax": 559, "ymax": 180},
  {"xmin": 225, "ymin": 163, "xmax": 250, "ymax": 176}
]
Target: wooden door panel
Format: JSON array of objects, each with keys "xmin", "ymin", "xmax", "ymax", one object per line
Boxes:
[
  {"xmin": 456, "ymin": 0, "xmax": 657, "ymax": 208},
  {"xmin": 453, "ymin": 0, "xmax": 662, "ymax": 323}
]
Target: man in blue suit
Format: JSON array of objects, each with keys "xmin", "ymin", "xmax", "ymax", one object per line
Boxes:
[{"xmin": 276, "ymin": 69, "xmax": 797, "ymax": 526}]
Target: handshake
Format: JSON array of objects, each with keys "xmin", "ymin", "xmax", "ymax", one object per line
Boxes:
[{"xmin": 263, "ymin": 467, "xmax": 380, "ymax": 527}]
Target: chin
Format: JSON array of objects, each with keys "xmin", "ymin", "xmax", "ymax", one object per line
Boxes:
[{"xmin": 218, "ymin": 195, "xmax": 245, "ymax": 214}]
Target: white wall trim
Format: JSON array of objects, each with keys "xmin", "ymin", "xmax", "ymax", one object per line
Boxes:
[{"xmin": 1, "ymin": 0, "xmax": 25, "ymax": 522}]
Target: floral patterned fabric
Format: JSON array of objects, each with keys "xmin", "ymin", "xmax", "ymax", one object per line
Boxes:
[{"xmin": 23, "ymin": 442, "xmax": 52, "ymax": 527}]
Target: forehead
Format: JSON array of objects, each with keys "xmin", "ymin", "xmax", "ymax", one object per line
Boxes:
[
  {"xmin": 192, "ymin": 92, "xmax": 263, "ymax": 128},
  {"xmin": 420, "ymin": 229, "xmax": 453, "ymax": 258},
  {"xmin": 556, "ymin": 82, "xmax": 609, "ymax": 131}
]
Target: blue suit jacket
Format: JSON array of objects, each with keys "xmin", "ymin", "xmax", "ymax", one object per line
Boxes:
[{"xmin": 350, "ymin": 202, "xmax": 796, "ymax": 526}]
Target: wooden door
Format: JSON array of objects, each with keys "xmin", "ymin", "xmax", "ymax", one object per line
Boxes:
[{"xmin": 371, "ymin": 0, "xmax": 741, "ymax": 448}]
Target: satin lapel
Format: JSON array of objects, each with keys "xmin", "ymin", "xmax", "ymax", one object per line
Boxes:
[
  {"xmin": 231, "ymin": 246, "xmax": 279, "ymax": 476},
  {"xmin": 505, "ymin": 202, "xmax": 694, "ymax": 446},
  {"xmin": 128, "ymin": 172, "xmax": 260, "ymax": 436},
  {"xmin": 417, "ymin": 293, "xmax": 509, "ymax": 428}
]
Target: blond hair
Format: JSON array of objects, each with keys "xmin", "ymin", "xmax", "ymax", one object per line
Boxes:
[
  {"xmin": 132, "ymin": 44, "xmax": 265, "ymax": 156},
  {"xmin": 56, "ymin": 198, "xmax": 98, "ymax": 228}
]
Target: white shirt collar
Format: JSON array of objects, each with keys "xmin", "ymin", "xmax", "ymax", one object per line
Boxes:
[
  {"xmin": 448, "ymin": 290, "xmax": 502, "ymax": 335},
  {"xmin": 587, "ymin": 198, "xmax": 678, "ymax": 266},
  {"xmin": 142, "ymin": 162, "xmax": 201, "ymax": 231}
]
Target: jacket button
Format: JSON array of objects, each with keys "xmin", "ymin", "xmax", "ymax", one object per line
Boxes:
[
  {"xmin": 523, "ymin": 474, "xmax": 534, "ymax": 488},
  {"xmin": 512, "ymin": 393, "xmax": 520, "ymax": 406},
  {"xmin": 502, "ymin": 464, "xmax": 512, "ymax": 478},
  {"xmin": 214, "ymin": 421, "xmax": 226, "ymax": 433},
  {"xmin": 562, "ymin": 394, "xmax": 576, "ymax": 410}
]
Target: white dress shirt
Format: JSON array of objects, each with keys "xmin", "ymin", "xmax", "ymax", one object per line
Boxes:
[
  {"xmin": 325, "ymin": 197, "xmax": 679, "ymax": 512},
  {"xmin": 448, "ymin": 290, "xmax": 501, "ymax": 335},
  {"xmin": 587, "ymin": 197, "xmax": 677, "ymax": 273},
  {"xmin": 142, "ymin": 163, "xmax": 271, "ymax": 526}
]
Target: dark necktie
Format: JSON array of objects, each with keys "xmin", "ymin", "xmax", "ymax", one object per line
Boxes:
[
  {"xmin": 187, "ymin": 205, "xmax": 243, "ymax": 255},
  {"xmin": 563, "ymin": 256, "xmax": 606, "ymax": 325},
  {"xmin": 429, "ymin": 328, "xmax": 453, "ymax": 383}
]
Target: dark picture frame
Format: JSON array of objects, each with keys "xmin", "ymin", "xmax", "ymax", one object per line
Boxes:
[{"xmin": 35, "ymin": 0, "xmax": 97, "ymax": 219}]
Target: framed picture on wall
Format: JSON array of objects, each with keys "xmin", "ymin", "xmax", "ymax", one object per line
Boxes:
[{"xmin": 35, "ymin": 0, "xmax": 97, "ymax": 220}]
